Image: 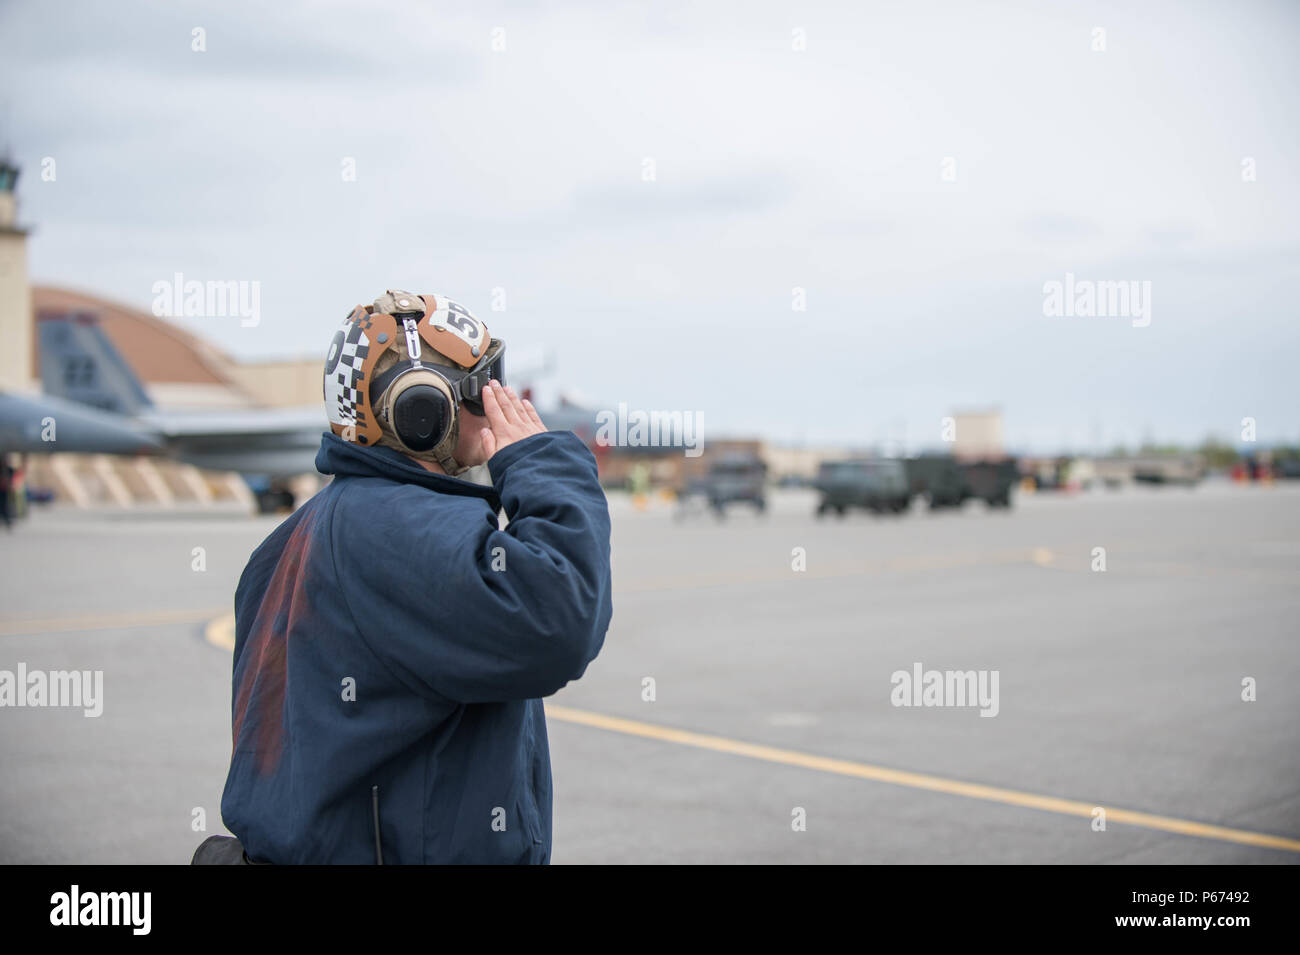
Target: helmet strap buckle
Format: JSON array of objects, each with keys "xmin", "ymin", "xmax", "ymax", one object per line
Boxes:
[{"xmin": 401, "ymin": 317, "xmax": 422, "ymax": 366}]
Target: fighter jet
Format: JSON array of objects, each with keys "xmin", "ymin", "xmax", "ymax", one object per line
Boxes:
[{"xmin": 0, "ymin": 311, "xmax": 328, "ymax": 509}]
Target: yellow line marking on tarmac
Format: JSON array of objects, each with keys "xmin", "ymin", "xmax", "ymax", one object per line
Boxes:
[
  {"xmin": 194, "ymin": 612, "xmax": 1299, "ymax": 852},
  {"xmin": 1027, "ymin": 548, "xmax": 1275, "ymax": 579},
  {"xmin": 544, "ymin": 704, "xmax": 1300, "ymax": 854},
  {"xmin": 0, "ymin": 607, "xmax": 228, "ymax": 636}
]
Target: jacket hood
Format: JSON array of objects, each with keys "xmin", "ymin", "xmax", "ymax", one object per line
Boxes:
[{"xmin": 314, "ymin": 431, "xmax": 500, "ymax": 506}]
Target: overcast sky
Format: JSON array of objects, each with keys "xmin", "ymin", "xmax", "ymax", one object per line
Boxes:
[{"xmin": 2, "ymin": 0, "xmax": 1297, "ymax": 452}]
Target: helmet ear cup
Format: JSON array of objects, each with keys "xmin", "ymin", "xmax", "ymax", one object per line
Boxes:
[{"xmin": 387, "ymin": 376, "xmax": 454, "ymax": 452}]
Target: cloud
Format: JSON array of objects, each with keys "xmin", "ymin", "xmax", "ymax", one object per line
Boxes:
[
  {"xmin": 570, "ymin": 169, "xmax": 794, "ymax": 225},
  {"xmin": 3, "ymin": 0, "xmax": 1299, "ymax": 449},
  {"xmin": 1020, "ymin": 213, "xmax": 1102, "ymax": 241}
]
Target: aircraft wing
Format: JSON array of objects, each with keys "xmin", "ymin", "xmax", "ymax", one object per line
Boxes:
[
  {"xmin": 138, "ymin": 405, "xmax": 329, "ymax": 478},
  {"xmin": 140, "ymin": 404, "xmax": 327, "ymax": 437}
]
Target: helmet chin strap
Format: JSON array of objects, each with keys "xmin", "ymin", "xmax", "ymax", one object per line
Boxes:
[
  {"xmin": 375, "ymin": 425, "xmax": 467, "ymax": 475},
  {"xmin": 432, "ymin": 416, "xmax": 467, "ymax": 475}
]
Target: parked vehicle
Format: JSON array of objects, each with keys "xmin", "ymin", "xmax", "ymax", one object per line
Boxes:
[
  {"xmin": 814, "ymin": 458, "xmax": 911, "ymax": 516},
  {"xmin": 903, "ymin": 454, "xmax": 967, "ymax": 509},
  {"xmin": 960, "ymin": 458, "xmax": 1017, "ymax": 507},
  {"xmin": 904, "ymin": 454, "xmax": 1017, "ymax": 509},
  {"xmin": 677, "ymin": 454, "xmax": 767, "ymax": 518}
]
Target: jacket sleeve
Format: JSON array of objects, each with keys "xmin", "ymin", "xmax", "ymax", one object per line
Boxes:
[{"xmin": 333, "ymin": 430, "xmax": 613, "ymax": 704}]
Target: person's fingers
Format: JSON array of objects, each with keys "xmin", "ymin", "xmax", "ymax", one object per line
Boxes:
[
  {"xmin": 522, "ymin": 398, "xmax": 546, "ymax": 430},
  {"xmin": 490, "ymin": 381, "xmax": 520, "ymax": 426},
  {"xmin": 481, "ymin": 381, "xmax": 510, "ymax": 433},
  {"xmin": 504, "ymin": 386, "xmax": 531, "ymax": 425},
  {"xmin": 479, "ymin": 427, "xmax": 496, "ymax": 459}
]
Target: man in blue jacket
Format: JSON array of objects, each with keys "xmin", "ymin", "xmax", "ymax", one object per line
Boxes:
[{"xmin": 219, "ymin": 289, "xmax": 613, "ymax": 864}]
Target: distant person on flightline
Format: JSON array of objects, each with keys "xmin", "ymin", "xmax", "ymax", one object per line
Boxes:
[{"xmin": 0, "ymin": 460, "xmax": 13, "ymax": 530}]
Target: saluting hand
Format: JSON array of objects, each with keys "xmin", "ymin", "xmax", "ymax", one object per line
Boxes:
[{"xmin": 479, "ymin": 381, "xmax": 547, "ymax": 459}]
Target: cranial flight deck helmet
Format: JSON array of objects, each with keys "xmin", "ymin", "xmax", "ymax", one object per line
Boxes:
[{"xmin": 323, "ymin": 289, "xmax": 505, "ymax": 474}]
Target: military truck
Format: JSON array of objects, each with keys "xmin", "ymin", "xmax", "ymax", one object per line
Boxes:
[
  {"xmin": 904, "ymin": 454, "xmax": 1017, "ymax": 509},
  {"xmin": 960, "ymin": 458, "xmax": 1017, "ymax": 507},
  {"xmin": 902, "ymin": 454, "xmax": 967, "ymax": 508},
  {"xmin": 677, "ymin": 453, "xmax": 768, "ymax": 518},
  {"xmin": 814, "ymin": 458, "xmax": 911, "ymax": 516}
]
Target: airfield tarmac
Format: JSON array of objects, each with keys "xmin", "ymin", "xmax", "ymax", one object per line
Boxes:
[{"xmin": 1, "ymin": 480, "xmax": 1297, "ymax": 864}]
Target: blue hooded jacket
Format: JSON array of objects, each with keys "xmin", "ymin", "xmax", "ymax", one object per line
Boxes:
[{"xmin": 220, "ymin": 429, "xmax": 612, "ymax": 864}]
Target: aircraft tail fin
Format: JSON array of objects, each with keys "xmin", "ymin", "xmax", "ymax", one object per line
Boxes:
[{"xmin": 37, "ymin": 311, "xmax": 154, "ymax": 415}]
